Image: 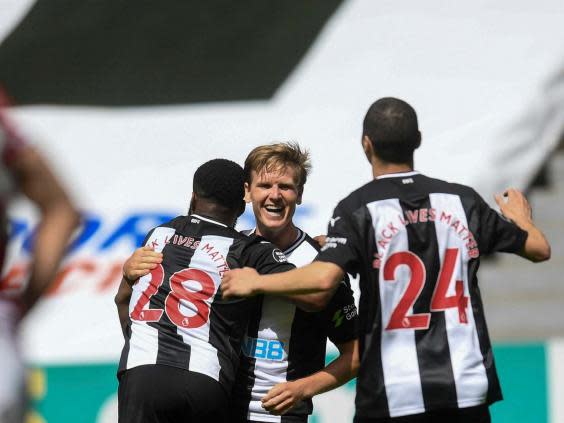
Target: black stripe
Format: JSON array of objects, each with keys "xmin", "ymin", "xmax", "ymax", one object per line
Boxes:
[
  {"xmin": 400, "ymin": 196, "xmax": 458, "ymax": 410},
  {"xmin": 354, "ymin": 206, "xmax": 389, "ymax": 418},
  {"xmin": 231, "ymin": 297, "xmax": 263, "ymax": 419}
]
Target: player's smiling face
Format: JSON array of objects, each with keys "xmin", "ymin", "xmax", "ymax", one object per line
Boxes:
[{"xmin": 246, "ymin": 166, "xmax": 302, "ymax": 235}]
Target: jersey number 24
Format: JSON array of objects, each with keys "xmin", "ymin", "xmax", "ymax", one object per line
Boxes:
[{"xmin": 384, "ymin": 248, "xmax": 468, "ymax": 330}]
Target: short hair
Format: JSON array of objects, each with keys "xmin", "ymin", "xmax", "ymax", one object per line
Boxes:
[
  {"xmin": 243, "ymin": 142, "xmax": 311, "ymax": 192},
  {"xmin": 193, "ymin": 159, "xmax": 244, "ymax": 210},
  {"xmin": 362, "ymin": 97, "xmax": 420, "ymax": 164}
]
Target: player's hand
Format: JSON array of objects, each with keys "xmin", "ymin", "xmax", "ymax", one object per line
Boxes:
[
  {"xmin": 261, "ymin": 380, "xmax": 306, "ymax": 415},
  {"xmin": 313, "ymin": 235, "xmax": 327, "ymax": 247},
  {"xmin": 123, "ymin": 246, "xmax": 163, "ymax": 285},
  {"xmin": 220, "ymin": 267, "xmax": 260, "ymax": 299},
  {"xmin": 495, "ymin": 188, "xmax": 533, "ymax": 227}
]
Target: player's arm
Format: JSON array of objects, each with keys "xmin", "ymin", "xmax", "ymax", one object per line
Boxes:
[
  {"xmin": 285, "ymin": 290, "xmax": 336, "ymax": 313},
  {"xmin": 221, "ymin": 261, "xmax": 343, "ymax": 298},
  {"xmin": 14, "ymin": 146, "xmax": 80, "ymax": 313},
  {"xmin": 495, "ymin": 188, "xmax": 550, "ymax": 262},
  {"xmin": 114, "ymin": 277, "xmax": 133, "ymax": 338},
  {"xmin": 262, "ymin": 338, "xmax": 359, "ymax": 415}
]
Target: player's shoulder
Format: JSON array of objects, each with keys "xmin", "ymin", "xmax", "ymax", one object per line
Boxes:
[
  {"xmin": 419, "ymin": 175, "xmax": 481, "ymax": 202},
  {"xmin": 239, "ymin": 233, "xmax": 291, "ymax": 265}
]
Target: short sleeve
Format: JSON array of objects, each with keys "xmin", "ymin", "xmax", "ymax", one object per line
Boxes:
[
  {"xmin": 474, "ymin": 191, "xmax": 528, "ymax": 255},
  {"xmin": 242, "ymin": 238, "xmax": 296, "ymax": 275},
  {"xmin": 315, "ymin": 201, "xmax": 362, "ymax": 277},
  {"xmin": 326, "ymin": 278, "xmax": 359, "ymax": 345}
]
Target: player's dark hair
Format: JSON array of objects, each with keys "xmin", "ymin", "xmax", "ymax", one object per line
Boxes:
[
  {"xmin": 193, "ymin": 159, "xmax": 245, "ymax": 211},
  {"xmin": 363, "ymin": 97, "xmax": 421, "ymax": 164}
]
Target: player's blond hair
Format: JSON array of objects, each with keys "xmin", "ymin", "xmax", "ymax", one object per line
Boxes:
[{"xmin": 244, "ymin": 142, "xmax": 311, "ymax": 192}]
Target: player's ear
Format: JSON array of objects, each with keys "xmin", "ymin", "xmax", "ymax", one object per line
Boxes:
[
  {"xmin": 244, "ymin": 182, "xmax": 252, "ymax": 203},
  {"xmin": 297, "ymin": 186, "xmax": 303, "ymax": 205},
  {"xmin": 362, "ymin": 136, "xmax": 374, "ymax": 164}
]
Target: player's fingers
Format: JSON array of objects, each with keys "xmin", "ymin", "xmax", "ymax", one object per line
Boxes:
[
  {"xmin": 270, "ymin": 397, "xmax": 295, "ymax": 415},
  {"xmin": 262, "ymin": 393, "xmax": 289, "ymax": 411},
  {"xmin": 263, "ymin": 384, "xmax": 285, "ymax": 402},
  {"xmin": 262, "ymin": 390, "xmax": 287, "ymax": 407},
  {"xmin": 494, "ymin": 194, "xmax": 503, "ymax": 207}
]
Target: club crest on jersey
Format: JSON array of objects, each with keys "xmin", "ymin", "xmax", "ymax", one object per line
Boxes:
[{"xmin": 272, "ymin": 249, "xmax": 288, "ymax": 263}]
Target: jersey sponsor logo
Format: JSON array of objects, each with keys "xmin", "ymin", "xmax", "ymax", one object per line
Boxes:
[
  {"xmin": 241, "ymin": 336, "xmax": 285, "ymax": 361},
  {"xmin": 332, "ymin": 304, "xmax": 358, "ymax": 328},
  {"xmin": 272, "ymin": 249, "xmax": 288, "ymax": 263}
]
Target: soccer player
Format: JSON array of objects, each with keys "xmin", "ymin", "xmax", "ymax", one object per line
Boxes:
[
  {"xmin": 123, "ymin": 143, "xmax": 359, "ymax": 423},
  {"xmin": 0, "ymin": 88, "xmax": 79, "ymax": 423},
  {"xmin": 115, "ymin": 159, "xmax": 295, "ymax": 423},
  {"xmin": 221, "ymin": 98, "xmax": 551, "ymax": 423}
]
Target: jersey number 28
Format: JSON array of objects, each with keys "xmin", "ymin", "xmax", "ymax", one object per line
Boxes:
[{"xmin": 130, "ymin": 265, "xmax": 215, "ymax": 329}]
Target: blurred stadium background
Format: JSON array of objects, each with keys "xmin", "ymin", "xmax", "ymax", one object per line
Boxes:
[{"xmin": 1, "ymin": 1, "xmax": 563, "ymax": 422}]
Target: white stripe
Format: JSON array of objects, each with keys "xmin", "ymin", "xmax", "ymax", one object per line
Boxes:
[
  {"xmin": 429, "ymin": 193, "xmax": 488, "ymax": 407},
  {"xmin": 367, "ymin": 199, "xmax": 425, "ymax": 417},
  {"xmin": 183, "ymin": 234, "xmax": 233, "ymax": 381},
  {"xmin": 549, "ymin": 338, "xmax": 564, "ymax": 423},
  {"xmin": 127, "ymin": 227, "xmax": 175, "ymax": 370}
]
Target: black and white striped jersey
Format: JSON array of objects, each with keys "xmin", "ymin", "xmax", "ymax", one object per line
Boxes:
[
  {"xmin": 118, "ymin": 214, "xmax": 295, "ymax": 392},
  {"xmin": 316, "ymin": 171, "xmax": 528, "ymax": 419},
  {"xmin": 232, "ymin": 228, "xmax": 358, "ymax": 423}
]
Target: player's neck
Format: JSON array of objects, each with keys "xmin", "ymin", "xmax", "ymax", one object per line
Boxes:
[
  {"xmin": 371, "ymin": 157, "xmax": 414, "ymax": 179},
  {"xmin": 190, "ymin": 204, "xmax": 236, "ymax": 227},
  {"xmin": 255, "ymin": 221, "xmax": 299, "ymax": 251}
]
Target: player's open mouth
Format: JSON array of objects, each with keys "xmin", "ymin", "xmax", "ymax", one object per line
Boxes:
[{"xmin": 264, "ymin": 205, "xmax": 284, "ymax": 216}]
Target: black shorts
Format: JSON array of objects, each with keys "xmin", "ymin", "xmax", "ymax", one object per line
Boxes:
[
  {"xmin": 118, "ymin": 364, "xmax": 228, "ymax": 423},
  {"xmin": 354, "ymin": 404, "xmax": 491, "ymax": 423}
]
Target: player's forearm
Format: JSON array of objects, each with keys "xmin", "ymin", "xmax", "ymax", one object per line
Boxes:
[
  {"xmin": 517, "ymin": 221, "xmax": 551, "ymax": 262},
  {"xmin": 255, "ymin": 262, "xmax": 343, "ymax": 296},
  {"xmin": 22, "ymin": 202, "xmax": 79, "ymax": 311},
  {"xmin": 298, "ymin": 340, "xmax": 359, "ymax": 398},
  {"xmin": 287, "ymin": 291, "xmax": 335, "ymax": 312}
]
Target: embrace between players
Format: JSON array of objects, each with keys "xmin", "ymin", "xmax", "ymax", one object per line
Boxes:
[{"xmin": 115, "ymin": 98, "xmax": 550, "ymax": 423}]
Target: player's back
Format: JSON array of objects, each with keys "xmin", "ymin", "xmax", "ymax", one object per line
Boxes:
[
  {"xmin": 119, "ymin": 214, "xmax": 293, "ymax": 391},
  {"xmin": 323, "ymin": 171, "xmax": 527, "ymax": 419}
]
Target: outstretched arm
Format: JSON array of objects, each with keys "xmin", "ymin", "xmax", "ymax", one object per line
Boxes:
[
  {"xmin": 495, "ymin": 188, "xmax": 550, "ymax": 262},
  {"xmin": 15, "ymin": 146, "xmax": 80, "ymax": 313},
  {"xmin": 261, "ymin": 339, "xmax": 359, "ymax": 415},
  {"xmin": 221, "ymin": 261, "xmax": 344, "ymax": 299}
]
